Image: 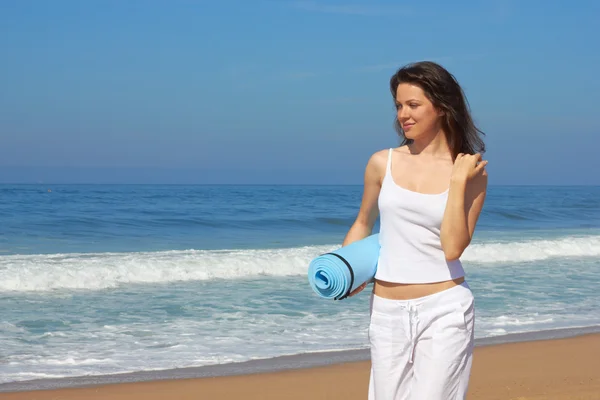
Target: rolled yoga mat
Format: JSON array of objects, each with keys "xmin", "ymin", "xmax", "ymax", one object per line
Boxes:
[{"xmin": 308, "ymin": 233, "xmax": 380, "ymax": 300}]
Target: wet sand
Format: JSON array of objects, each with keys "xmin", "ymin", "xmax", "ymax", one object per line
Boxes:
[{"xmin": 2, "ymin": 333, "xmax": 599, "ymax": 399}]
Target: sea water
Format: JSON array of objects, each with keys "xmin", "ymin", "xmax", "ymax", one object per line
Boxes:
[{"xmin": 1, "ymin": 184, "xmax": 599, "ymax": 384}]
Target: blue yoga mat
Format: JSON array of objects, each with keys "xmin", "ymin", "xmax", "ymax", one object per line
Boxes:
[{"xmin": 308, "ymin": 234, "xmax": 380, "ymax": 300}]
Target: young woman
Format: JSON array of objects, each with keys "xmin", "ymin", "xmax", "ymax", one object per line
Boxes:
[{"xmin": 343, "ymin": 61, "xmax": 488, "ymax": 399}]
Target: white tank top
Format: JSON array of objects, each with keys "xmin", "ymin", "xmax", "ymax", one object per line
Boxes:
[{"xmin": 375, "ymin": 148, "xmax": 466, "ymax": 283}]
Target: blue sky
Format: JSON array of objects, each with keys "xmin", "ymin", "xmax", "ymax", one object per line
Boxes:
[{"xmin": 1, "ymin": 0, "xmax": 599, "ymax": 184}]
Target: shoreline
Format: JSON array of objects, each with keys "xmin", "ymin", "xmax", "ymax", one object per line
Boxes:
[
  {"xmin": 2, "ymin": 324, "xmax": 600, "ymax": 393},
  {"xmin": 1, "ymin": 332, "xmax": 599, "ymax": 400}
]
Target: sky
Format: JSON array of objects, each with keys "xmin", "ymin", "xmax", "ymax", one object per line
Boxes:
[{"xmin": 1, "ymin": 0, "xmax": 599, "ymax": 185}]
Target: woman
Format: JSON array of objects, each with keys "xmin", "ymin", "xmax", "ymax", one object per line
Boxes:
[{"xmin": 344, "ymin": 61, "xmax": 488, "ymax": 399}]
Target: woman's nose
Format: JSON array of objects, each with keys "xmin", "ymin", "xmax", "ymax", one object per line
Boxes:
[{"xmin": 398, "ymin": 107, "xmax": 409, "ymax": 121}]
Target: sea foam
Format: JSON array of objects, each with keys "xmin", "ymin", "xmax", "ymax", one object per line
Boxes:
[{"xmin": 1, "ymin": 235, "xmax": 599, "ymax": 292}]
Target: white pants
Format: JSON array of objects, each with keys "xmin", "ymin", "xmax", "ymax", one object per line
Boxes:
[{"xmin": 368, "ymin": 281, "xmax": 475, "ymax": 400}]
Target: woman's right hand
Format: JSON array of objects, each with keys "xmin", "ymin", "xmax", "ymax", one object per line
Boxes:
[
  {"xmin": 348, "ymin": 281, "xmax": 368, "ymax": 297},
  {"xmin": 343, "ymin": 150, "xmax": 386, "ymax": 299}
]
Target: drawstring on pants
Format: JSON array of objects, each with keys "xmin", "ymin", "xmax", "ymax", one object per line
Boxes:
[{"xmin": 407, "ymin": 303, "xmax": 418, "ymax": 364}]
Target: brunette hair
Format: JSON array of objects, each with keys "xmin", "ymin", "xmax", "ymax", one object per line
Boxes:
[{"xmin": 390, "ymin": 61, "xmax": 485, "ymax": 157}]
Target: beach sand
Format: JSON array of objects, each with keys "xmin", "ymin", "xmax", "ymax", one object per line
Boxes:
[{"xmin": 2, "ymin": 334, "xmax": 599, "ymax": 400}]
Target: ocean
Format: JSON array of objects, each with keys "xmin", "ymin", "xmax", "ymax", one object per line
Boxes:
[{"xmin": 1, "ymin": 184, "xmax": 600, "ymax": 386}]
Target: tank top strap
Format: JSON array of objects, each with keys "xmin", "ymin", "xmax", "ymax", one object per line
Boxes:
[{"xmin": 386, "ymin": 148, "xmax": 393, "ymax": 176}]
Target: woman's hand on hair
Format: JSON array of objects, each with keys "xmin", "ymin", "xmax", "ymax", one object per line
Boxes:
[{"xmin": 451, "ymin": 153, "xmax": 488, "ymax": 184}]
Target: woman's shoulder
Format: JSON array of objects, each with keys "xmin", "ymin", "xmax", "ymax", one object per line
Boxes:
[
  {"xmin": 367, "ymin": 147, "xmax": 393, "ymax": 169},
  {"xmin": 364, "ymin": 147, "xmax": 403, "ymax": 179},
  {"xmin": 368, "ymin": 146, "xmax": 409, "ymax": 163}
]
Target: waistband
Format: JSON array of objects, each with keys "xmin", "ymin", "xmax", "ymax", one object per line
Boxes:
[{"xmin": 371, "ymin": 281, "xmax": 472, "ymax": 312}]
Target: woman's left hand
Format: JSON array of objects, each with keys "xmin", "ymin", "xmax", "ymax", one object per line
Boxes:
[{"xmin": 451, "ymin": 153, "xmax": 488, "ymax": 183}]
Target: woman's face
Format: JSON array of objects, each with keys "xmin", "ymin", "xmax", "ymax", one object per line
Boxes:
[{"xmin": 395, "ymin": 83, "xmax": 443, "ymax": 140}]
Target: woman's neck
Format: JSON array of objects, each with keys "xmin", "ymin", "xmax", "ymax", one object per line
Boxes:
[{"xmin": 407, "ymin": 129, "xmax": 451, "ymax": 158}]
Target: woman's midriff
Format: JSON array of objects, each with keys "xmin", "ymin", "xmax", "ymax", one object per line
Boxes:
[{"xmin": 373, "ymin": 277, "xmax": 465, "ymax": 300}]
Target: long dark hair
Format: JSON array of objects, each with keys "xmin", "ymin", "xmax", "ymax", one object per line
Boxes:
[{"xmin": 389, "ymin": 61, "xmax": 485, "ymax": 158}]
